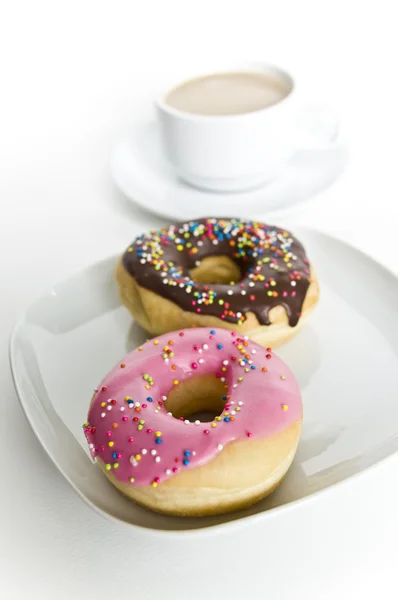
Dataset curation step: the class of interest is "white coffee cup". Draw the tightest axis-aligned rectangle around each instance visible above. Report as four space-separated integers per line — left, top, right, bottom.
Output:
156 63 339 193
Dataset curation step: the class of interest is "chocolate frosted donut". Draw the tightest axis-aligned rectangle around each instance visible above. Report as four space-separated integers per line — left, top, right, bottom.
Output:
116 218 319 347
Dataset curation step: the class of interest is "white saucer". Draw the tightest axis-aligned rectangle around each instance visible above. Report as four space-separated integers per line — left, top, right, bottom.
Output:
111 121 348 221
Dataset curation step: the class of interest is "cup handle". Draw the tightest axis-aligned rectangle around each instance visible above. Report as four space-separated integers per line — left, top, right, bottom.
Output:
294 106 340 151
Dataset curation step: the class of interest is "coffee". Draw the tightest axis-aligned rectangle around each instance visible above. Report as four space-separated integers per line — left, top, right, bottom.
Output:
165 71 291 116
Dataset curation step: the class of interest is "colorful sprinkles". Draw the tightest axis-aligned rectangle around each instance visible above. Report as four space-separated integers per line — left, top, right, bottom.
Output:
122 218 311 327
83 328 301 488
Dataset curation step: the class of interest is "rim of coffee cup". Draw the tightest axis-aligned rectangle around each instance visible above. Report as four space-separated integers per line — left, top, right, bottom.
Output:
155 62 295 121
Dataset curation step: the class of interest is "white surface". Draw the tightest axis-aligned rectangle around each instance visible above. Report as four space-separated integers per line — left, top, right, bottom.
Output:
155 62 339 191
111 121 346 219
1 1 398 598
11 231 398 534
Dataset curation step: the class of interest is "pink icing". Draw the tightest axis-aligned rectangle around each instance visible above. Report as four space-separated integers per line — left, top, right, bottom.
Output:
83 328 302 487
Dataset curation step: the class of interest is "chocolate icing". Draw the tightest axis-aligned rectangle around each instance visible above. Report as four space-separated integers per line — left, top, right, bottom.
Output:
122 218 311 327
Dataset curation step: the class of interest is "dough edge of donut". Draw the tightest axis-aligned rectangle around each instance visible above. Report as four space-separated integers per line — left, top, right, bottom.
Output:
115 259 319 348
96 420 302 517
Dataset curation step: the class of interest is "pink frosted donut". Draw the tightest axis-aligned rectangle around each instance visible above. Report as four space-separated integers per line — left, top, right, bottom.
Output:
83 327 302 517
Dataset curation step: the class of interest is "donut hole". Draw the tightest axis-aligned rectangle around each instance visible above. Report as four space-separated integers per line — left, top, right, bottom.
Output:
165 374 226 422
189 255 242 285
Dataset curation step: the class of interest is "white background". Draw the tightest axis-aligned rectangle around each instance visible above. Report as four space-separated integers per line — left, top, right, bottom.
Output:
1 1 398 598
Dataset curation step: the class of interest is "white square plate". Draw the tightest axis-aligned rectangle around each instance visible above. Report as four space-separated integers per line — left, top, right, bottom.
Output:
10 228 398 534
